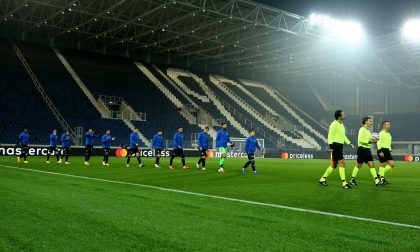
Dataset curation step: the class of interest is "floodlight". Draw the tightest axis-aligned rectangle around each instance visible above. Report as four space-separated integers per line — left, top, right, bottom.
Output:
402 20 420 42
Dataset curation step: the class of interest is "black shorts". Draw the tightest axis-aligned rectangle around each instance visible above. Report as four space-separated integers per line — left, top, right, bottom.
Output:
199 148 208 157
247 154 255 160
377 148 393 163
49 146 57 153
20 144 29 154
62 147 70 155
357 147 374 164
85 145 93 153
155 148 162 155
130 147 139 155
330 143 344 162
173 148 184 156
103 147 110 154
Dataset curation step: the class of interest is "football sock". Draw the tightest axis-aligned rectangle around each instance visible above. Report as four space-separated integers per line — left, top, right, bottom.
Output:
243 161 251 168
202 159 206 167
319 166 334 181
251 160 256 172
380 165 392 178
181 158 186 166
385 165 392 174
339 167 346 186
370 168 380 184
197 158 202 165
47 154 51 161
219 158 225 168
351 166 359 179
127 156 131 164
379 167 385 178
155 156 160 165
170 154 175 166
137 157 141 164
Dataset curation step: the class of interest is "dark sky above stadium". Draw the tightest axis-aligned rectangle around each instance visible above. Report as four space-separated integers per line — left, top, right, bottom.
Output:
255 0 420 36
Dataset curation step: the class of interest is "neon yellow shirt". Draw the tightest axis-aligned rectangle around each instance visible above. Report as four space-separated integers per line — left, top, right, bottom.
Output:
328 120 351 145
358 127 371 149
377 130 392 150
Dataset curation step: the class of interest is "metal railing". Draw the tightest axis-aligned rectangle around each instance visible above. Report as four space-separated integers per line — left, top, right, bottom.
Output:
270 87 329 132
12 42 77 142
98 95 146 121
216 97 281 145
212 77 299 134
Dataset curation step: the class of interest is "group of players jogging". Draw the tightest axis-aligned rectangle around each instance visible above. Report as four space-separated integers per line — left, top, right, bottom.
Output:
319 110 395 189
16 111 395 184
16 122 264 174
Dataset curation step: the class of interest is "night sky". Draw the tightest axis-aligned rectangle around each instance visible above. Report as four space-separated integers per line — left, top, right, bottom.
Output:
254 0 420 36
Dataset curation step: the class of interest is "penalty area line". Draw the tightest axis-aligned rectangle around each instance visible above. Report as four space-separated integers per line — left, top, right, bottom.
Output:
0 164 419 230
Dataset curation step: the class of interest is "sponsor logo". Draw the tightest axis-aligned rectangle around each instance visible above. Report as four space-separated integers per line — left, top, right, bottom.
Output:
343 154 358 160
207 150 214 158
281 152 313 159
115 148 128 157
208 150 252 158
115 148 170 157
214 151 248 158
404 155 417 162
0 147 50 156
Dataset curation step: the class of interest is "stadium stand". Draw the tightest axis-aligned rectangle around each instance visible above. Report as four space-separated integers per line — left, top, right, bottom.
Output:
0 40 61 144
16 42 131 147
60 50 201 148
241 81 328 147
4 40 417 150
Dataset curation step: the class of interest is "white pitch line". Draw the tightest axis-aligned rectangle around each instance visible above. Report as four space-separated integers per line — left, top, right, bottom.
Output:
1 164 419 230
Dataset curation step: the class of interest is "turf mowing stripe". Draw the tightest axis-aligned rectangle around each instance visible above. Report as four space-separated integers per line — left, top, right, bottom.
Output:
1 164 419 230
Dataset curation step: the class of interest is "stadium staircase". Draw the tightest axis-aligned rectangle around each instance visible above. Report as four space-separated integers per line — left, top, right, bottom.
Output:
239 80 327 148
166 68 248 138
152 66 217 137
12 43 77 142
267 85 328 134
54 49 151 147
204 75 290 149
0 41 62 144
60 51 200 147
209 75 317 149
17 43 133 147
135 63 204 138
54 49 110 119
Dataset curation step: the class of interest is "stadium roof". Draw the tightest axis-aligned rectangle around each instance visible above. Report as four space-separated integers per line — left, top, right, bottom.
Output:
1 0 420 88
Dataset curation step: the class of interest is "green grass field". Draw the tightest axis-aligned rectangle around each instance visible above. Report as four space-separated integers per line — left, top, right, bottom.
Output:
0 156 419 251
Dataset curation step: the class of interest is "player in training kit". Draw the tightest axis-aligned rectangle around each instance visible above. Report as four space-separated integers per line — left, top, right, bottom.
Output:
319 110 355 189
17 128 29 163
46 129 60 163
101 130 115 166
377 120 394 185
152 130 164 168
242 130 263 175
169 127 189 170
127 128 144 167
196 126 210 171
216 122 234 173
84 129 99 165
350 117 383 187
59 131 72 164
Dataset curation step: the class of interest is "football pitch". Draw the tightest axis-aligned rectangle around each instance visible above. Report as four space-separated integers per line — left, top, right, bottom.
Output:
0 156 419 251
